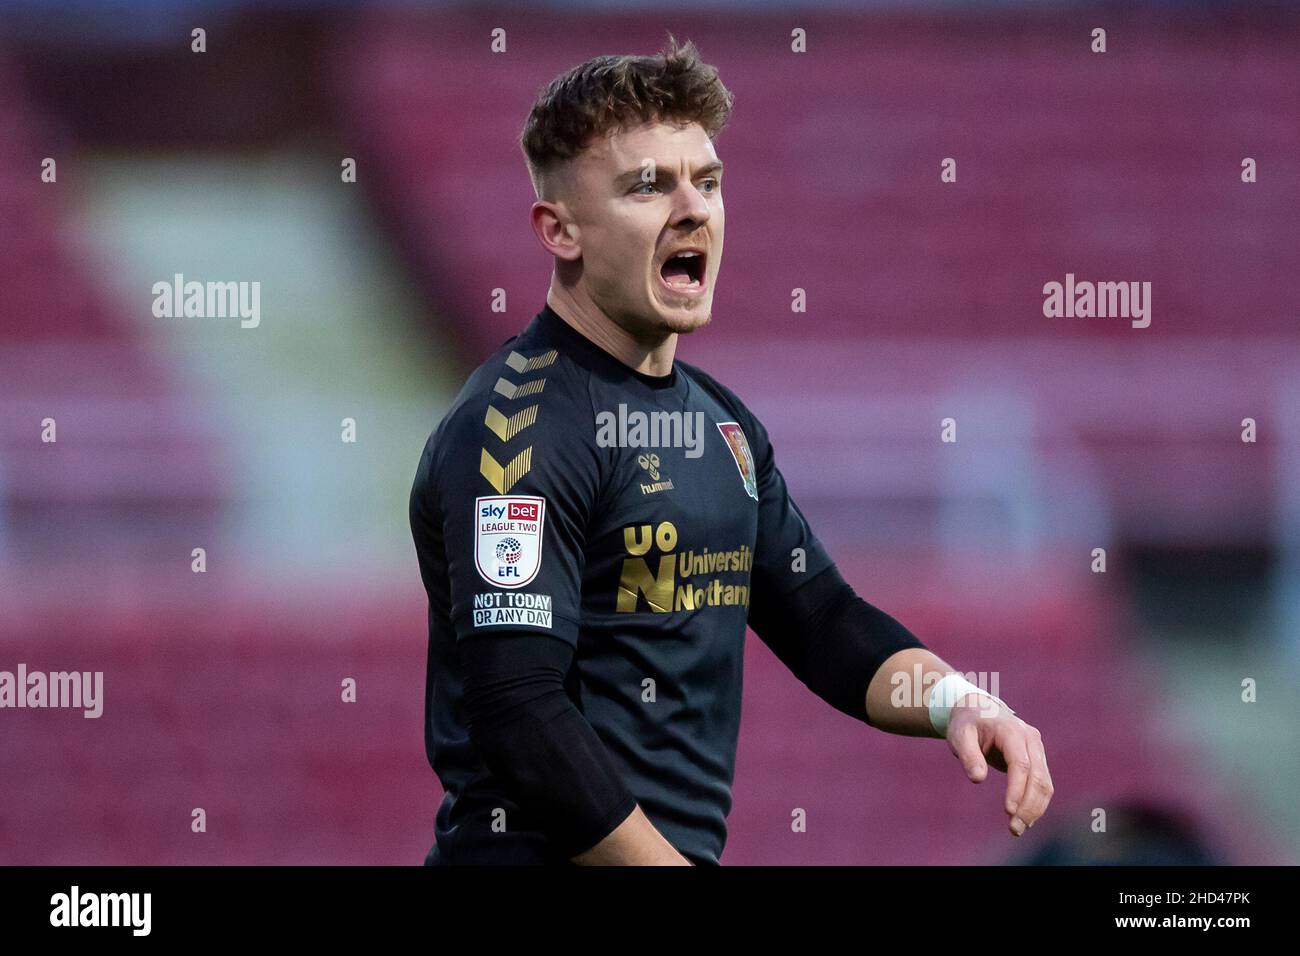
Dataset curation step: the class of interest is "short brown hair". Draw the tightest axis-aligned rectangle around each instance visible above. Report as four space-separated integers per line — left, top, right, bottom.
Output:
520 36 733 198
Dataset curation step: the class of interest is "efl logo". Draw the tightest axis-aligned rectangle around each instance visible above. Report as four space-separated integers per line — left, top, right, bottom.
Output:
475 495 545 588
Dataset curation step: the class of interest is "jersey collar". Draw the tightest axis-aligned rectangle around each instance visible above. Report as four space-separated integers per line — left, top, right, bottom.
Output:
536 304 680 391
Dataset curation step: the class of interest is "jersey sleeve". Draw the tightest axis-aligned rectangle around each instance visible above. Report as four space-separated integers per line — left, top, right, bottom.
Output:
430 382 602 648
415 373 642 857
458 629 639 858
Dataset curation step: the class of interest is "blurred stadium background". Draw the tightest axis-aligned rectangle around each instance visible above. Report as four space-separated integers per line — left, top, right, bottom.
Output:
1 0 1297 865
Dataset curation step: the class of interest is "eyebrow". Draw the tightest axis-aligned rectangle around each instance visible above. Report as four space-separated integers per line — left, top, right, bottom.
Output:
616 160 724 187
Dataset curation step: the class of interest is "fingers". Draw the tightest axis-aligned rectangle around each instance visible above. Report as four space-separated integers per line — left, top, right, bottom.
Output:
1002 729 1032 836
951 707 1055 838
1010 723 1054 833
949 719 988 783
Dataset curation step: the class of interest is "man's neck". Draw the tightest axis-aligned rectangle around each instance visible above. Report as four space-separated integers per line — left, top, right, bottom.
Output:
545 285 677 378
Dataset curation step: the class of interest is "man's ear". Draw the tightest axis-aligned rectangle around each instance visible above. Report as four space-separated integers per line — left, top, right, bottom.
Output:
530 200 582 262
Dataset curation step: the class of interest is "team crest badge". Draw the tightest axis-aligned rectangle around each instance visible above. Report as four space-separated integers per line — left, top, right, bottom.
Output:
716 422 759 501
475 495 545 587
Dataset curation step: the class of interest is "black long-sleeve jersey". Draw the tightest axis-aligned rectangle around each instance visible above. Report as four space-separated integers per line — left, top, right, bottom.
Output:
409 303 922 864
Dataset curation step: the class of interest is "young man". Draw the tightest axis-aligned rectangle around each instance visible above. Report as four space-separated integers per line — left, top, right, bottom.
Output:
409 39 1053 865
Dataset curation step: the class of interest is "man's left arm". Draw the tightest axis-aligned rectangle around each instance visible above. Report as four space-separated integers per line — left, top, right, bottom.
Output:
741 412 1054 838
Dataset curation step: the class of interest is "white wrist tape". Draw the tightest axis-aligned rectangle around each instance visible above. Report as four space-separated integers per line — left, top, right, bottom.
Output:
926 673 1015 736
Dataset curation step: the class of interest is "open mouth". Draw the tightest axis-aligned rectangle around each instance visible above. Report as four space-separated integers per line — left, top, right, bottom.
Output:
658 249 707 294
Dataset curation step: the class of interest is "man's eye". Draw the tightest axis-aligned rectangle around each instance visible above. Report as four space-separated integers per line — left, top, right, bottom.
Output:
634 181 660 195
699 178 719 193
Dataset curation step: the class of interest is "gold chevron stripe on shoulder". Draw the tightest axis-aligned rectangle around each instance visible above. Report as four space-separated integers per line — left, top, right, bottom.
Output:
484 404 539 442
480 446 533 494
505 349 558 374
494 376 546 400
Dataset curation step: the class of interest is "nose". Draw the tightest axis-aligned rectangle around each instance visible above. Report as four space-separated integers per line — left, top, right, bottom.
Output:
671 180 712 229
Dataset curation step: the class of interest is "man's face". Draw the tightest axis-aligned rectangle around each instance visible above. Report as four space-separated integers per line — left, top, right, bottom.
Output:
559 120 724 339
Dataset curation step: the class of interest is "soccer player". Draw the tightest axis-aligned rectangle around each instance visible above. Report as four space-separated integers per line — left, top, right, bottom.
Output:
409 39 1053 865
